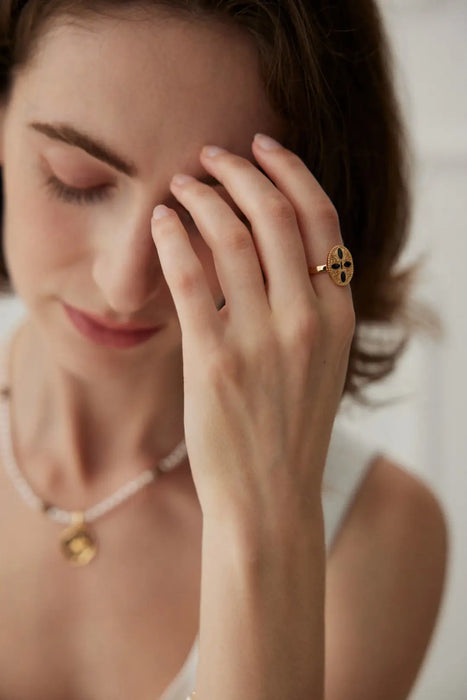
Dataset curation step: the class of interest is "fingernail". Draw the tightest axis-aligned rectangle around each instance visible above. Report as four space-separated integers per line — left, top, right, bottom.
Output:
202 145 227 158
254 133 281 151
153 205 173 220
171 173 197 187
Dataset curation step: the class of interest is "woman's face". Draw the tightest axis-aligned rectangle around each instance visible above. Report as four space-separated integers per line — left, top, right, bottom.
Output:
0 9 283 357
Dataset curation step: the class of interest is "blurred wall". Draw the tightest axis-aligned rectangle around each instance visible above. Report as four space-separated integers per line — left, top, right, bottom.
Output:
339 1 467 697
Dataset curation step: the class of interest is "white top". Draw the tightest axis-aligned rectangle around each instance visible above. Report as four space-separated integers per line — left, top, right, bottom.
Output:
0 319 384 700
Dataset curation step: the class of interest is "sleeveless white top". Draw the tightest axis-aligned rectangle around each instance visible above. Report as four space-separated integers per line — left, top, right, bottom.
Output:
0 319 384 700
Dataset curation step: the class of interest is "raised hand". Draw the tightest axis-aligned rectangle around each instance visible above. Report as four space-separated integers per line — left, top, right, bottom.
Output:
151 133 355 526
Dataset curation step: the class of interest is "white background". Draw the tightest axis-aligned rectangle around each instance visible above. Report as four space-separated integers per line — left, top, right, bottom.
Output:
0 0 466 697
340 1 467 697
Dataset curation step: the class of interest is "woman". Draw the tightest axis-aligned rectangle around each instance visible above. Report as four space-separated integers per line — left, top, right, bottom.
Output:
0 1 448 698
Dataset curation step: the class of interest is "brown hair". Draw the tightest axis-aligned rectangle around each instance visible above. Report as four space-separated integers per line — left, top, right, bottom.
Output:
0 0 441 406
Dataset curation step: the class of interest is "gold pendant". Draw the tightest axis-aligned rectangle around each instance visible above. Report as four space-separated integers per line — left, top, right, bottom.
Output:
60 511 97 566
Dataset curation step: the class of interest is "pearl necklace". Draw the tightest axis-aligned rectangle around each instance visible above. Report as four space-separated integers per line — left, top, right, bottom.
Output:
0 322 187 566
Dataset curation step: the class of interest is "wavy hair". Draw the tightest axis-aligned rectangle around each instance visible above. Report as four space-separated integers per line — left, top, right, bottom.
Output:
0 0 441 406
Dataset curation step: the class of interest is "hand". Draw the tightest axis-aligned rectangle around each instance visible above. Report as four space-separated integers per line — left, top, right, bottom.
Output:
150 134 355 526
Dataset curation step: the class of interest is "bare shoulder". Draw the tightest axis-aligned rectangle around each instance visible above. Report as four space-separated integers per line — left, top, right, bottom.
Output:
347 453 448 544
324 454 449 700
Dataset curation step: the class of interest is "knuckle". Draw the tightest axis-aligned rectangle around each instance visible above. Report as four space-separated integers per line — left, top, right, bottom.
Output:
172 264 203 295
326 302 356 341
286 308 321 348
264 193 295 222
222 226 252 253
347 305 357 335
316 200 340 228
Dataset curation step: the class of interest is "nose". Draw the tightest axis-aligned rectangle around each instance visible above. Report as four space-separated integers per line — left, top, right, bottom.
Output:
92 210 165 316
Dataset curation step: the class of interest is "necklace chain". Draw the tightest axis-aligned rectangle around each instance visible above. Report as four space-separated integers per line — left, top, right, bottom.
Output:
0 321 187 526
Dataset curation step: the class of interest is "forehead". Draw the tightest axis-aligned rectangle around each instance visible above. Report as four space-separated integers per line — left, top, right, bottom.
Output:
11 11 284 174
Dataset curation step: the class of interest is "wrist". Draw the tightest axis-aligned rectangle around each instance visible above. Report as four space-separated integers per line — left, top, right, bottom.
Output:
201 498 325 577
203 488 323 542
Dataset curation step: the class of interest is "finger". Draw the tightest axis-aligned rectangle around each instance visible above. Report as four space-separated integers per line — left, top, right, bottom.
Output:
198 146 318 319
169 174 270 326
151 205 221 351
251 134 353 307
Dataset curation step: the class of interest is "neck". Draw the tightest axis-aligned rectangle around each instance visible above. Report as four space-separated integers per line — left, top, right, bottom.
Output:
9 317 189 504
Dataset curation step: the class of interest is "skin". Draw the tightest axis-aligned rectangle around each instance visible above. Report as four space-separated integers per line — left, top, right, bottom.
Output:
0 12 357 695
0 9 288 506
0 2 355 514
0 10 447 699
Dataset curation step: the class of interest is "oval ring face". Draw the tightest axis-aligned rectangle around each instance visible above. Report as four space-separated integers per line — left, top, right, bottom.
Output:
326 245 354 286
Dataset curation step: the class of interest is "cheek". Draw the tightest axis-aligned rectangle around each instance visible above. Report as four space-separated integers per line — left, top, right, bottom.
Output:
3 189 86 299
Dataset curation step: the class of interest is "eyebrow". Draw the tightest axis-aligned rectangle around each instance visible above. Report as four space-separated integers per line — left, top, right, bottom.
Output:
28 120 221 187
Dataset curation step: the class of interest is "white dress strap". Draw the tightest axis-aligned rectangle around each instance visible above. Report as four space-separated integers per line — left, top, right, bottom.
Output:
322 419 385 552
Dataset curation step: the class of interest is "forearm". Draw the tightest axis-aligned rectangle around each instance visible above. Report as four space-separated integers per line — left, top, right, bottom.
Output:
195 500 326 700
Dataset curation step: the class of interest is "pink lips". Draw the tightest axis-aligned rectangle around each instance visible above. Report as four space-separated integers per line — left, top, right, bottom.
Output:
74 306 157 332
63 303 161 348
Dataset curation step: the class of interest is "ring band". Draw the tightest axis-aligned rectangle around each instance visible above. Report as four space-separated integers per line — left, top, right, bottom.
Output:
308 244 354 286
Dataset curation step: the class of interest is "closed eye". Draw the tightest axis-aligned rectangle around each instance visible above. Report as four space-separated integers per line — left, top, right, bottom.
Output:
44 175 196 224
45 175 112 205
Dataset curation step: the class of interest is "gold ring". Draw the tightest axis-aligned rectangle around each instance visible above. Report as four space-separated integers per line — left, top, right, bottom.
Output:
308 245 354 286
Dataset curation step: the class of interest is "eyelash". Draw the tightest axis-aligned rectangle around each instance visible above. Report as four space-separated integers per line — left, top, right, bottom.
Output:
45 175 196 224
45 175 111 205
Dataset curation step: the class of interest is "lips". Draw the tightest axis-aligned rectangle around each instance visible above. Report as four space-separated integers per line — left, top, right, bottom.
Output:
62 302 162 349
63 303 158 332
